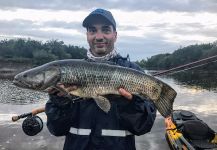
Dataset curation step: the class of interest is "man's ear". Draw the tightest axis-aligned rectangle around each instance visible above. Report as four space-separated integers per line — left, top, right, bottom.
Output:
114 31 117 41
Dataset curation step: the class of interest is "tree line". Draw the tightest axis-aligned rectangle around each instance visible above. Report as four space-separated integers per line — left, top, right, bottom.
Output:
1 38 217 70
0 38 87 65
136 42 217 70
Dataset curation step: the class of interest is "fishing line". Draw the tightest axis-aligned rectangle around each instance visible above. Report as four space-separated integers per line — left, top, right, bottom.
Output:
153 55 217 76
160 59 217 76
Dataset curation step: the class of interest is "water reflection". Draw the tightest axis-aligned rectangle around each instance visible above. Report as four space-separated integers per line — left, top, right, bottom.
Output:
168 70 217 92
159 76 217 115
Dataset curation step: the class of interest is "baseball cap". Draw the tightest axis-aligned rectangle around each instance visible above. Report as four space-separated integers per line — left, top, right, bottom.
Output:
182 120 217 149
82 8 116 30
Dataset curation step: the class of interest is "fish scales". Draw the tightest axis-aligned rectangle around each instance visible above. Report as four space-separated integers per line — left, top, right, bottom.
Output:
13 59 177 117
59 61 170 112
62 62 139 96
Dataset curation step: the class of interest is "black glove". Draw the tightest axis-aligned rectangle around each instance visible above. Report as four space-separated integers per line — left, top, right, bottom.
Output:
49 94 72 108
48 88 73 108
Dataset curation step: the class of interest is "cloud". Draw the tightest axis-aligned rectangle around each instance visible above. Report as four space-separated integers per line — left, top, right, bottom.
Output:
0 19 86 47
0 1 217 61
42 21 81 30
117 35 179 60
0 0 217 12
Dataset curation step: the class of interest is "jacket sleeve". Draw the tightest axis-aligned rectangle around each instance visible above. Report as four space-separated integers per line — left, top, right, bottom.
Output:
119 95 156 136
45 94 74 136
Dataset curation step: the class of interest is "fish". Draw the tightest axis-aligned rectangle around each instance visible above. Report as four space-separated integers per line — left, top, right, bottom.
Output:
13 59 177 117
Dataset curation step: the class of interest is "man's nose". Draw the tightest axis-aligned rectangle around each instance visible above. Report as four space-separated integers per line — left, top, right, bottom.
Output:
95 31 104 40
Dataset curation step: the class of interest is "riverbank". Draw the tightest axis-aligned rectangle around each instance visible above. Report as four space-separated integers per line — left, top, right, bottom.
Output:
0 59 33 79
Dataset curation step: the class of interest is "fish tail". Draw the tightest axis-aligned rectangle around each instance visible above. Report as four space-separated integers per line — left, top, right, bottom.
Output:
154 84 177 118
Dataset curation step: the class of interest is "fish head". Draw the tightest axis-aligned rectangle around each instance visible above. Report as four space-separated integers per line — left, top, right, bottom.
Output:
13 64 61 91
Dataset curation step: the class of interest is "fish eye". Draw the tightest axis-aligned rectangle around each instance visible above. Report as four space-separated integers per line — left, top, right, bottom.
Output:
23 74 27 78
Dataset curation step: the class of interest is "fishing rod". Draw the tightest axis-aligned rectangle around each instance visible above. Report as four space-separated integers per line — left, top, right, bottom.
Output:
11 97 83 136
11 94 83 122
11 107 45 136
152 55 217 76
12 107 45 122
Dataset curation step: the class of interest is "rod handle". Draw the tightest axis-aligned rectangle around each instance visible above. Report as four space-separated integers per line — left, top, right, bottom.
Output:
12 107 45 122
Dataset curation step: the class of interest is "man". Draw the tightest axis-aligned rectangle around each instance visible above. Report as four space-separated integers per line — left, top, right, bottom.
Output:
45 8 156 150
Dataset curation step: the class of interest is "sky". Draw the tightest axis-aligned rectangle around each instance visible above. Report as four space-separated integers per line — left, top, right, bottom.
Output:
0 0 217 61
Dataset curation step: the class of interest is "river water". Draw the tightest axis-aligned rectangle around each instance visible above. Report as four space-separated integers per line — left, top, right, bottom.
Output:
0 73 216 150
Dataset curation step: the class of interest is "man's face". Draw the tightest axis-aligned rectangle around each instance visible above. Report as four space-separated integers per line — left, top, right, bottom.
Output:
86 24 117 57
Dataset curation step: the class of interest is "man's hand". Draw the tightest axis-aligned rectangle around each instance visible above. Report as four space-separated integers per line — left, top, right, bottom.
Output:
48 83 78 97
118 88 133 101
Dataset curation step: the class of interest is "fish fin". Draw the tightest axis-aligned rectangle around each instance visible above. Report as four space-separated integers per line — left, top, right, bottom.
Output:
94 96 111 113
52 86 84 100
154 84 177 118
68 88 83 97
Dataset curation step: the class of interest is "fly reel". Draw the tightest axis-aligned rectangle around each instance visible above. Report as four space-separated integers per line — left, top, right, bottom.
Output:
22 115 43 136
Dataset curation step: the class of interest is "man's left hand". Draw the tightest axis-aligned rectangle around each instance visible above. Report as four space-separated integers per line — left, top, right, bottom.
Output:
118 88 133 101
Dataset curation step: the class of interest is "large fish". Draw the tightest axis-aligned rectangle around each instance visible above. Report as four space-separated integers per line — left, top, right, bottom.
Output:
13 59 177 117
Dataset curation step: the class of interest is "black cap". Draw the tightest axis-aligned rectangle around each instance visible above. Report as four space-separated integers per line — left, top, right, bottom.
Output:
82 8 116 30
182 120 217 149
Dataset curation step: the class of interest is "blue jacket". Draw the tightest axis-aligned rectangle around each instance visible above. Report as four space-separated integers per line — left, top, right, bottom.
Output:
45 55 156 150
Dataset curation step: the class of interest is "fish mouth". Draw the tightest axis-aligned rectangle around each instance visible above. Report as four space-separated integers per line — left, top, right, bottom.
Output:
13 74 35 89
13 78 31 89
13 79 45 91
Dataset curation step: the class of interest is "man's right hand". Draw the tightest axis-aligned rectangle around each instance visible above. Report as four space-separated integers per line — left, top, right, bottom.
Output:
48 83 79 107
48 83 78 97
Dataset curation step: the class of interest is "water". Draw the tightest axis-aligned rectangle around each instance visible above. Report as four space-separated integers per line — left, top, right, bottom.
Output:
0 75 217 150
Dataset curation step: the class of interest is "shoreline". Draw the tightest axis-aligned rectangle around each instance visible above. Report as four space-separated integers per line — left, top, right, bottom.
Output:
0 59 33 79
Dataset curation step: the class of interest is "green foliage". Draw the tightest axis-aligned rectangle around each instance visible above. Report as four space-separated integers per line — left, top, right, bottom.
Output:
32 49 58 65
137 42 217 70
0 38 87 65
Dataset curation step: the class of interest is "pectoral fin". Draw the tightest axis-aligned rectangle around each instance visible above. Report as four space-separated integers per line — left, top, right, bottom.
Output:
53 85 83 97
68 88 83 97
94 96 111 113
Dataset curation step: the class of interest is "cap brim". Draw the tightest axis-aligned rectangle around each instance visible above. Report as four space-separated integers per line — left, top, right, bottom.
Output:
190 139 217 149
83 14 113 28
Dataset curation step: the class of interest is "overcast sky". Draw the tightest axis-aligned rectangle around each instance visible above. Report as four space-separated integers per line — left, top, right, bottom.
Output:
0 0 217 61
